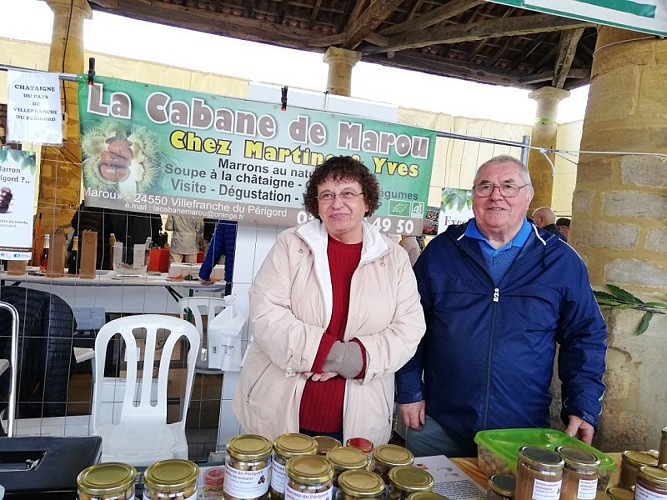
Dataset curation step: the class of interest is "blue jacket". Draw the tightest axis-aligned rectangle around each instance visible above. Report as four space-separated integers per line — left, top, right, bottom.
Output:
199 220 237 283
395 220 606 445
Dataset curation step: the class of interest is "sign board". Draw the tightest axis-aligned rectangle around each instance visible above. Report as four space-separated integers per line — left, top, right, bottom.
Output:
78 76 435 235
487 0 667 36
439 187 473 234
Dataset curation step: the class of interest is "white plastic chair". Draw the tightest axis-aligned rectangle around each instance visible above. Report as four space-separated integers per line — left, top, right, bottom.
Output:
91 314 200 466
178 296 229 373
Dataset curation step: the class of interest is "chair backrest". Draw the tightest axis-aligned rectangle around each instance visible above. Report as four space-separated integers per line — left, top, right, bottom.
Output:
178 297 228 370
91 314 200 430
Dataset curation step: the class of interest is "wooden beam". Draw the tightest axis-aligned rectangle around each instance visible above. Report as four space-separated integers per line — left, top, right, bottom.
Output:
308 0 324 29
553 28 585 88
343 0 405 50
520 68 588 85
344 0 370 32
380 0 485 36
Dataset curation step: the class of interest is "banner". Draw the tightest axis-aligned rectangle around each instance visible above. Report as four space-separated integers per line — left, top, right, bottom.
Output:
486 0 667 36
0 148 37 260
7 70 63 145
439 187 473 234
78 76 435 235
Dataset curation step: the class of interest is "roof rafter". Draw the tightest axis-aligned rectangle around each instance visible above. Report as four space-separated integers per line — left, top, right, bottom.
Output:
343 0 406 50
380 0 486 36
553 28 585 88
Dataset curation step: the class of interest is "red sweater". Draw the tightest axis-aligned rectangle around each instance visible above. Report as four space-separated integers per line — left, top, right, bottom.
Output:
299 237 366 433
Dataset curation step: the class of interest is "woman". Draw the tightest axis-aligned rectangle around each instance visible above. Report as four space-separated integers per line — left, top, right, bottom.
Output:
233 156 426 444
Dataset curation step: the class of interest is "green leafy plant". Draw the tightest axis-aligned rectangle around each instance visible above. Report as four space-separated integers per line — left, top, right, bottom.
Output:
594 284 667 335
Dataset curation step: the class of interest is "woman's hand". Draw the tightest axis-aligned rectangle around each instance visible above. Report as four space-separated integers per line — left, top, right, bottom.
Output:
302 371 338 382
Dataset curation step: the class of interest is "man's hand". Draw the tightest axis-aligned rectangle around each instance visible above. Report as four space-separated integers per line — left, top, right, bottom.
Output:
302 371 338 382
565 415 595 444
199 278 213 285
399 401 425 430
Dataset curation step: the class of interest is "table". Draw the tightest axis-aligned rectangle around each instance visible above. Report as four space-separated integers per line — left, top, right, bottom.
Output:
0 270 226 314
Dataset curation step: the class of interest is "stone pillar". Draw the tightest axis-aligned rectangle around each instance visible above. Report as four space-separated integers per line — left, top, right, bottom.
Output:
526 86 570 211
323 47 361 97
571 27 667 451
39 0 91 234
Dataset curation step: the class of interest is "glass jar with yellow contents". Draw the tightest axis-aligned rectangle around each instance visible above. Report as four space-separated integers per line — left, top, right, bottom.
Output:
224 434 273 500
142 459 198 500
77 462 137 500
285 455 334 500
337 470 386 500
387 466 434 500
371 444 414 486
271 433 318 500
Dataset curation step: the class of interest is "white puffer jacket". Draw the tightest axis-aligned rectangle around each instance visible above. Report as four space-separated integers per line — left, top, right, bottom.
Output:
233 219 426 444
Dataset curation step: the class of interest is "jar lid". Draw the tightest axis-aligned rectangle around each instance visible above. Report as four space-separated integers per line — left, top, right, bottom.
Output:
488 474 515 497
314 435 342 455
143 459 199 492
388 466 434 492
518 446 564 472
649 450 659 460
327 446 369 470
286 455 334 484
638 465 667 486
622 450 658 468
407 493 448 500
347 437 374 453
337 470 385 497
606 487 634 500
372 444 415 467
274 433 318 458
77 462 137 496
556 446 600 471
227 434 273 461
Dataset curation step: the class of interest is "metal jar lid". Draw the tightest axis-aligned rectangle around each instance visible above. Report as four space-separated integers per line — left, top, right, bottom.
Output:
337 470 386 498
274 433 318 458
388 466 434 492
488 473 516 497
143 459 199 492
286 455 334 485
606 487 634 500
372 444 415 468
77 462 137 496
227 434 273 461
518 446 564 472
347 437 374 454
327 447 369 471
314 435 342 455
622 451 658 468
638 465 667 486
407 493 448 500
556 445 600 472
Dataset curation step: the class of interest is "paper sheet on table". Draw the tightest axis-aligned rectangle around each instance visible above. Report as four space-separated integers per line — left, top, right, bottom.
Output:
414 455 486 500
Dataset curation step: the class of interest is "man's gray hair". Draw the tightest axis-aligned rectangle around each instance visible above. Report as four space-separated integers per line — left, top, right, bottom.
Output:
474 155 532 185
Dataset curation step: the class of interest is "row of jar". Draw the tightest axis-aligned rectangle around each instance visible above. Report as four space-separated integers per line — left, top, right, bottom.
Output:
225 433 447 500
617 449 667 494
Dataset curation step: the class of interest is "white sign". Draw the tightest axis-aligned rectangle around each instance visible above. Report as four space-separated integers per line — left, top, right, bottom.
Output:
7 70 63 145
439 187 473 234
487 0 667 37
0 149 38 260
414 455 485 500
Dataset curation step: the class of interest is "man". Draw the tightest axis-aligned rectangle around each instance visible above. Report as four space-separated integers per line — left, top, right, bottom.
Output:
396 155 606 457
533 207 567 241
556 217 571 241
199 219 237 295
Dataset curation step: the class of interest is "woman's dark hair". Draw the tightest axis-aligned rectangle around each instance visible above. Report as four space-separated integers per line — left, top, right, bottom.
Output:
303 156 380 219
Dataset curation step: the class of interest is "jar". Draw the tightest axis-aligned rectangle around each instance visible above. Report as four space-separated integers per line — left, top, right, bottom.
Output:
77 462 137 500
513 446 564 500
224 434 273 500
605 487 634 500
371 444 414 485
337 470 386 500
387 466 434 500
635 466 667 500
659 428 667 467
271 433 318 500
487 473 515 500
407 493 447 500
618 451 657 490
143 459 198 500
285 455 334 500
315 435 342 456
347 438 374 456
328 446 370 494
557 445 600 500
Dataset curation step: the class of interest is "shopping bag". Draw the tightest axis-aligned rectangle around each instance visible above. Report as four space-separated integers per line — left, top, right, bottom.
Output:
207 296 247 371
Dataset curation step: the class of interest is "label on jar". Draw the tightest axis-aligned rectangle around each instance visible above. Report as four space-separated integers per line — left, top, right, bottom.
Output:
144 492 195 500
635 483 667 500
577 478 598 500
271 459 287 494
284 483 333 500
223 462 271 498
532 479 562 500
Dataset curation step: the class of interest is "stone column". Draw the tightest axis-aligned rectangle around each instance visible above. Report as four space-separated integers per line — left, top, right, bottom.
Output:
323 47 361 97
526 86 570 211
571 27 667 451
39 0 91 234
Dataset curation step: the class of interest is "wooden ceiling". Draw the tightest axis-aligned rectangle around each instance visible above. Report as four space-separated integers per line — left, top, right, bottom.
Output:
88 0 599 91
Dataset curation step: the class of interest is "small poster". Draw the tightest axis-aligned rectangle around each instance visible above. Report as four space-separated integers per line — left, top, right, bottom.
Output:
439 187 473 233
0 148 37 260
7 70 63 145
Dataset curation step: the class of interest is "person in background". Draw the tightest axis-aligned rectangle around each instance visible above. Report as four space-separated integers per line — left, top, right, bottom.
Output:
199 219 237 296
165 214 204 263
399 234 422 266
556 217 571 242
532 206 566 241
68 202 111 270
202 218 217 251
233 155 425 444
106 209 162 265
396 155 606 457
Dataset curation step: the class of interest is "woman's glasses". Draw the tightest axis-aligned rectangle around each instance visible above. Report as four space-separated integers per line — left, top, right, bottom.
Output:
317 190 364 203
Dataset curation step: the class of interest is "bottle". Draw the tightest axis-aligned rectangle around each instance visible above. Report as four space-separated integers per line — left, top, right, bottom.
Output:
68 235 79 274
144 237 152 267
40 233 50 271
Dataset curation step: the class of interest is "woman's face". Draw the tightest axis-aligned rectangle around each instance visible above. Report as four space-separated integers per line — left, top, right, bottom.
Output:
317 177 369 243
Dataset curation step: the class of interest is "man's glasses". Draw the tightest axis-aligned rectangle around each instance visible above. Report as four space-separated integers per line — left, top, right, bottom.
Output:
473 182 530 198
317 190 364 203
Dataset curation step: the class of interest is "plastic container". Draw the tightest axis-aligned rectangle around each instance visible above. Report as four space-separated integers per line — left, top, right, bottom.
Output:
474 428 616 489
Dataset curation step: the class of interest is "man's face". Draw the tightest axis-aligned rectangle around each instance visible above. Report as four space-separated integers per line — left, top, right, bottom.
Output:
472 161 534 237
